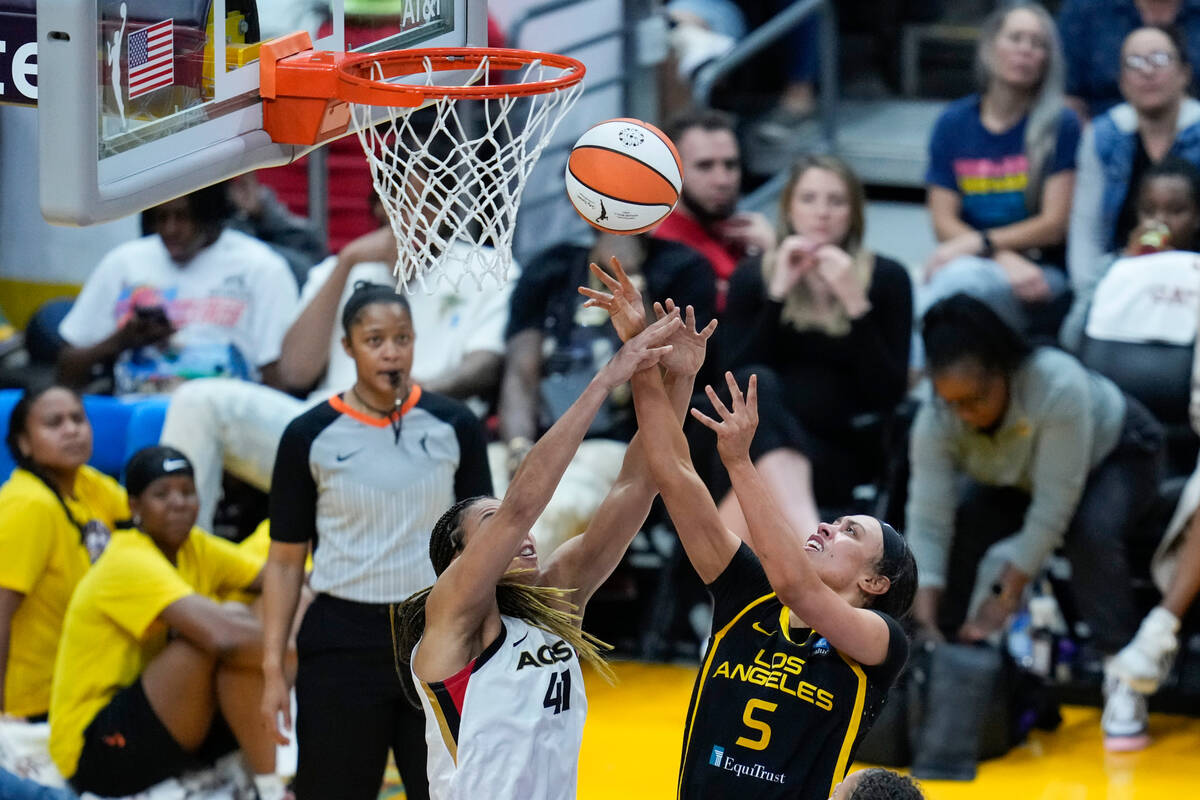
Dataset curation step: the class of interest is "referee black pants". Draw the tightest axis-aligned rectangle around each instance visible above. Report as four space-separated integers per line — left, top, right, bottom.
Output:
293 594 429 800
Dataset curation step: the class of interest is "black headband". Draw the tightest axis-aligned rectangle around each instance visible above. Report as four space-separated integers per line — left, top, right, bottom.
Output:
880 521 905 568
125 445 194 497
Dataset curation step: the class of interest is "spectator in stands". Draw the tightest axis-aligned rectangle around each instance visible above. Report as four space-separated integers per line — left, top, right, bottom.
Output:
923 3 1079 337
225 173 326 289
499 231 715 552
1061 156 1200 351
1059 0 1200 119
654 108 775 309
56 185 299 395
160 192 513 531
49 447 288 800
907 295 1164 749
0 386 127 721
260 283 491 800
716 155 911 538
1109 282 1200 746
664 0 819 125
1069 25 1200 316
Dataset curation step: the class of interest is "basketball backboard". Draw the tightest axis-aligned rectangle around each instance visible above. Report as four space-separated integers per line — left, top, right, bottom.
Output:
35 0 485 226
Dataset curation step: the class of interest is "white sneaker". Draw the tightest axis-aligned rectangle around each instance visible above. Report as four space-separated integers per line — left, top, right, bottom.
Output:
1110 607 1180 694
1102 672 1151 752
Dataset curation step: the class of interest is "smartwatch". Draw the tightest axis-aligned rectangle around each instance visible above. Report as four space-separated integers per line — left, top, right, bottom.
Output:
979 229 995 258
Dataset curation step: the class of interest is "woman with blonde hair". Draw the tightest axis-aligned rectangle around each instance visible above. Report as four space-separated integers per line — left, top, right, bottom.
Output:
717 154 912 537
923 2 1079 332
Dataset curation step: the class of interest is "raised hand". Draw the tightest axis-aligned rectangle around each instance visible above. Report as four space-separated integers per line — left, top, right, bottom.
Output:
768 235 818 300
690 372 759 465
813 244 871 318
598 311 681 389
652 299 718 377
578 256 647 342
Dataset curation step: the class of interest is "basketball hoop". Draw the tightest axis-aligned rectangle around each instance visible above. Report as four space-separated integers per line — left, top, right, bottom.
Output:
261 35 586 292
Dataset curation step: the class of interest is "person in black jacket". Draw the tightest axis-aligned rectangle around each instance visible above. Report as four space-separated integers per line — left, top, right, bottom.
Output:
717 155 912 537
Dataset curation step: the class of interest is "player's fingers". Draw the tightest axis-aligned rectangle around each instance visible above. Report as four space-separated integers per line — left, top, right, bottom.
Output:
725 371 745 409
700 318 719 340
589 261 622 291
746 374 758 415
578 286 613 303
653 301 666 320
690 407 722 432
704 384 733 419
684 304 697 332
610 256 635 290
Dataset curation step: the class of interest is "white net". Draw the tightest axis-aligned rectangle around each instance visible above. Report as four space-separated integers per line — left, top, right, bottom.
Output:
349 55 584 293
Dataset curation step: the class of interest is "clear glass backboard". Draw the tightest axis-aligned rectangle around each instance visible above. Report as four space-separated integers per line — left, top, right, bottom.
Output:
36 0 485 225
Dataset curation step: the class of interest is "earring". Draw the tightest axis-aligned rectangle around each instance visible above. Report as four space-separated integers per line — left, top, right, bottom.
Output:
132 514 142 528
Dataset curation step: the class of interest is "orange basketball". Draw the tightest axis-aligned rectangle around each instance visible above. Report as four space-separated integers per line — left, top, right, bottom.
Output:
564 118 684 234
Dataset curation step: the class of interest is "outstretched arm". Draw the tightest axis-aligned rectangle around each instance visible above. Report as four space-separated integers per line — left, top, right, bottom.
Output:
543 301 717 609
582 259 742 585
423 314 681 637
695 373 891 665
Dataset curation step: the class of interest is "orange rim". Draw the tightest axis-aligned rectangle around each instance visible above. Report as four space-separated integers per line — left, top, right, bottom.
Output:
336 47 587 107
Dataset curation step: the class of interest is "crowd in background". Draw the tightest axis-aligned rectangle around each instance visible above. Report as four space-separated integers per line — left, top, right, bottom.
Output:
5 0 1200 796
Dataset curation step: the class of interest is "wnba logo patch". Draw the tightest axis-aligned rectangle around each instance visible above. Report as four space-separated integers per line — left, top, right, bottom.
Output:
709 745 725 766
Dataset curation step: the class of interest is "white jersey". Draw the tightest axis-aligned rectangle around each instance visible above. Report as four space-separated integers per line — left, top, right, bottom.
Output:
414 615 587 800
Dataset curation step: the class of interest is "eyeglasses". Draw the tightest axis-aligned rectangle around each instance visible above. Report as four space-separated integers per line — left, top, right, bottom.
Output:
1123 51 1177 73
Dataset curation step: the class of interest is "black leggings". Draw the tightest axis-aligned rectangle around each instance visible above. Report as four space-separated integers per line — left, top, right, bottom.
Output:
293 594 429 800
940 397 1165 652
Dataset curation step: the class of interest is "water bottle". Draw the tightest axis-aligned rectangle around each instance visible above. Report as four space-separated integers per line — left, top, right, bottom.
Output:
1008 609 1034 669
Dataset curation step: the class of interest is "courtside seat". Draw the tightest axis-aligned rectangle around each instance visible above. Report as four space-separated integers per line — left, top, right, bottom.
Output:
0 391 168 482
1079 338 1198 476
121 396 170 469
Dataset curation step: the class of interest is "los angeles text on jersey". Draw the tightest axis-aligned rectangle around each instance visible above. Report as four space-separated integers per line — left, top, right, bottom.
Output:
708 745 787 784
709 648 835 711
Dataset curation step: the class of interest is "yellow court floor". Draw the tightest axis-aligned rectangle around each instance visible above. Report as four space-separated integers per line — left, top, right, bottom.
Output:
578 661 1200 800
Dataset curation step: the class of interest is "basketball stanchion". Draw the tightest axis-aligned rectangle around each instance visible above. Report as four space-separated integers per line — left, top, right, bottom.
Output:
260 34 586 293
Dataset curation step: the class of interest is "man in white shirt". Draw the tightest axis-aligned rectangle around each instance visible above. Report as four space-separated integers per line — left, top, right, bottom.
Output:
57 185 299 394
159 195 516 530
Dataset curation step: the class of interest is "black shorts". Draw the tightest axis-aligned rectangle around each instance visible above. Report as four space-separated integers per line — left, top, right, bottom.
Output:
69 678 237 797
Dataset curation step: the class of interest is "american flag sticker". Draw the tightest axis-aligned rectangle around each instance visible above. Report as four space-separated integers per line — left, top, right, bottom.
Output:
127 19 174 99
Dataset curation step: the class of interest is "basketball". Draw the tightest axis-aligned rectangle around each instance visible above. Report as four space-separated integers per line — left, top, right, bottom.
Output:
564 118 684 234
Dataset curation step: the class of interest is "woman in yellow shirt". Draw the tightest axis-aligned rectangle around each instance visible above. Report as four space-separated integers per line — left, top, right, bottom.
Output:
48 447 289 800
0 385 127 720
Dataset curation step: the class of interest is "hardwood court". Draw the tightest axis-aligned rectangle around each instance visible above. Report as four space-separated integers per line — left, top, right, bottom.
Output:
381 660 1200 799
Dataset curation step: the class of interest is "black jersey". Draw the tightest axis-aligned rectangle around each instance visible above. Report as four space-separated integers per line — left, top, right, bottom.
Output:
678 544 908 800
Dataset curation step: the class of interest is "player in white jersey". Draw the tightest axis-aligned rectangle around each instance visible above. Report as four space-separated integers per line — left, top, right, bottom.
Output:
394 271 717 800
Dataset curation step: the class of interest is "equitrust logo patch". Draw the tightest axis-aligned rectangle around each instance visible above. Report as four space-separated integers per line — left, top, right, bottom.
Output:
707 745 787 784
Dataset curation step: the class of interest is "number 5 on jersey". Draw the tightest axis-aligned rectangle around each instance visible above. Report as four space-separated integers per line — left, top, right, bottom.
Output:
544 669 572 714
737 699 778 750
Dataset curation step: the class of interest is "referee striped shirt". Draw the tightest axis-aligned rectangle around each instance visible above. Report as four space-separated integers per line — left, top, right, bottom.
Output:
269 386 492 603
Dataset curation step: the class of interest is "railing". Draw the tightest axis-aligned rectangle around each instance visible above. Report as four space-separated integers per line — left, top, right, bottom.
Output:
692 0 839 153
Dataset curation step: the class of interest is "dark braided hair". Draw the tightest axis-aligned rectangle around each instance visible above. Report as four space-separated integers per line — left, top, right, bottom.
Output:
341 281 412 338
847 768 924 800
5 384 92 537
393 496 614 705
922 293 1032 378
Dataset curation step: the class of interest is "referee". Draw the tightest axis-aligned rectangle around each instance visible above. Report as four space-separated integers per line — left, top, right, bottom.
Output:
260 283 491 800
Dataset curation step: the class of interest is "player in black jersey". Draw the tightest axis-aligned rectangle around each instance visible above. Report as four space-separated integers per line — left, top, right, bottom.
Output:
582 261 917 800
